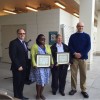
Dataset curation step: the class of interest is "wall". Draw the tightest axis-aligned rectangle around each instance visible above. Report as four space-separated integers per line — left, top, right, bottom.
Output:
0 12 38 54
37 9 79 45
93 26 97 53
96 11 100 52
59 9 79 44
60 9 79 30
0 9 60 58
0 8 79 59
37 9 59 43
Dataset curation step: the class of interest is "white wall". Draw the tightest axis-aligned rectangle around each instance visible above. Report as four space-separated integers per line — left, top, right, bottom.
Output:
96 11 100 52
60 9 79 30
0 8 79 58
37 9 59 43
59 9 79 44
0 9 60 57
0 12 37 57
37 9 79 45
93 26 97 53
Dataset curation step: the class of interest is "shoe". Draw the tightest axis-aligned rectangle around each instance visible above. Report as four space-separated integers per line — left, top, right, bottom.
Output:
52 91 56 95
59 91 65 96
36 95 41 100
14 97 21 100
22 96 29 100
40 95 46 100
69 90 77 95
81 92 89 98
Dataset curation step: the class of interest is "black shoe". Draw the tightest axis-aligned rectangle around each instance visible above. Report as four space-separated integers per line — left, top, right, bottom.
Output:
52 91 56 95
81 92 89 98
22 96 29 100
69 90 77 95
40 95 46 100
59 91 65 96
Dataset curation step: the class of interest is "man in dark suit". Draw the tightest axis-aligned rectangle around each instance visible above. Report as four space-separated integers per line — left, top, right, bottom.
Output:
9 28 29 100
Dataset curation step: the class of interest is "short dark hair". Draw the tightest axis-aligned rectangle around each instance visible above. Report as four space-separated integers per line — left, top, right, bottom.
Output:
36 34 45 45
17 28 26 33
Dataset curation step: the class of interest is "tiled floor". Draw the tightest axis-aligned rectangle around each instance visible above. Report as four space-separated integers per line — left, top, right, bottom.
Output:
0 56 100 100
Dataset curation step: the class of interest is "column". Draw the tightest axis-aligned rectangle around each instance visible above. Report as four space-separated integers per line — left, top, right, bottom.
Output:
79 0 95 70
96 11 100 54
0 26 2 61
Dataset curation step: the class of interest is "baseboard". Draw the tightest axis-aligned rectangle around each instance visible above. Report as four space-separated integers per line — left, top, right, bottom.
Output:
87 63 90 70
93 52 100 56
86 62 93 70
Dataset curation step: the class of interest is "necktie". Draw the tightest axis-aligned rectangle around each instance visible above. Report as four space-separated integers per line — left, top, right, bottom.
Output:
22 41 27 51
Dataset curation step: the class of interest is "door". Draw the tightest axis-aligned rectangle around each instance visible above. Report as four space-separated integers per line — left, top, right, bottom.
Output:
1 24 26 63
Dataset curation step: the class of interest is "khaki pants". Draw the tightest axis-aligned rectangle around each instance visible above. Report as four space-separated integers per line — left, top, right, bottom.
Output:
70 58 87 92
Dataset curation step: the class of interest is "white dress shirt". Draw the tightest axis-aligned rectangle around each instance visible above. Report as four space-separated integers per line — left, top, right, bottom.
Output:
56 43 64 52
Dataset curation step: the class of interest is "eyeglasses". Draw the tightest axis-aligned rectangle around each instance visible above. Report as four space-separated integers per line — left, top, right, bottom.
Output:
77 25 84 27
18 33 26 35
40 38 45 40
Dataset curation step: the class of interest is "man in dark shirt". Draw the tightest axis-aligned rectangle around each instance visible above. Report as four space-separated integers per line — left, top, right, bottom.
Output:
68 22 91 98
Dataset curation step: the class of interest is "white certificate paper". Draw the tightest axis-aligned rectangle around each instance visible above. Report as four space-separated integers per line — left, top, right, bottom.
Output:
37 54 51 67
57 52 69 64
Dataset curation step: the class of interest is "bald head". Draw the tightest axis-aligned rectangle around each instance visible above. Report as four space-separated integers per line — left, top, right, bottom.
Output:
76 22 84 32
77 22 84 27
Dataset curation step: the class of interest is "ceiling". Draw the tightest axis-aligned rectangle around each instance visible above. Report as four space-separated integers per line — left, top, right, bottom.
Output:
0 0 79 16
0 0 99 25
74 0 100 26
74 0 100 17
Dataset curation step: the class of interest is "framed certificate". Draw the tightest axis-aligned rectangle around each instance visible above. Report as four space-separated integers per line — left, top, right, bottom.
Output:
57 52 69 64
36 54 51 67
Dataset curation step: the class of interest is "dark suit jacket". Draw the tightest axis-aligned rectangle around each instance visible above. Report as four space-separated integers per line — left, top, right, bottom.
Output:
9 38 28 71
51 43 71 65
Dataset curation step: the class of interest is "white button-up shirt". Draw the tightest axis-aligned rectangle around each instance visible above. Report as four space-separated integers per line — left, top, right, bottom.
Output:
56 43 64 52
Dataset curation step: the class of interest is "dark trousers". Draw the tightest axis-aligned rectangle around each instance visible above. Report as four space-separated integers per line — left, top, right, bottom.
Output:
12 70 26 99
51 65 68 92
25 59 31 81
